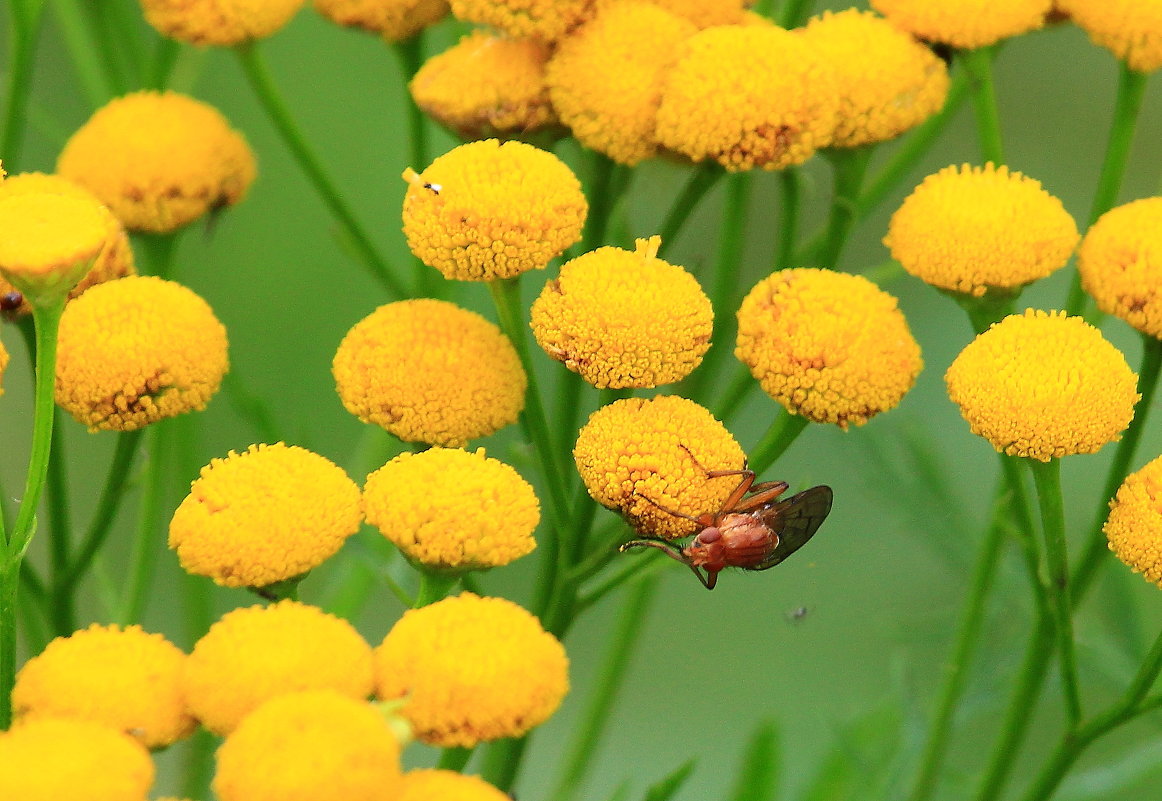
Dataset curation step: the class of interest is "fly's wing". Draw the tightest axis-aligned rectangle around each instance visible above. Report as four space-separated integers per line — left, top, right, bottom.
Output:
752 485 833 571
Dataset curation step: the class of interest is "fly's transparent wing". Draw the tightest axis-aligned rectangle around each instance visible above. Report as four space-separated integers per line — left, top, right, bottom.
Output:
752 485 833 571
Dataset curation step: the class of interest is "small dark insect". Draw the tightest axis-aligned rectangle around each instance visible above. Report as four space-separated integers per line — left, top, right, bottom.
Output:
0 291 23 312
620 459 832 590
785 605 811 624
423 181 442 195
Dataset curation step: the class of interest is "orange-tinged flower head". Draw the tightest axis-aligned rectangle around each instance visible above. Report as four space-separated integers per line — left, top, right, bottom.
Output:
374 593 568 747
333 299 526 446
449 0 593 42
402 140 586 280
314 0 448 40
800 9 950 148
12 624 194 749
410 31 556 140
169 443 362 589
945 310 1138 461
0 337 8 396
0 173 135 317
1106 455 1162 586
398 770 512 801
0 717 154 801
656 24 839 171
598 0 747 28
213 690 402 801
885 164 1079 297
546 2 696 165
55 276 228 431
1078 197 1162 339
183 601 374 735
363 447 539 571
141 0 305 45
870 0 1050 48
57 91 255 233
530 235 712 388
573 395 745 539
1056 0 1162 72
736 269 922 428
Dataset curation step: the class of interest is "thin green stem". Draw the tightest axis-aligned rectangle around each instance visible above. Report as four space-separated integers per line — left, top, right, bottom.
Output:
45 418 74 634
414 570 457 607
133 231 183 279
955 290 1017 336
2 0 45 171
481 736 529 794
713 365 756 422
149 37 182 90
438 746 474 772
959 46 1005 165
48 0 118 105
774 168 802 270
116 425 166 625
658 162 724 253
777 0 815 27
748 410 809 475
234 42 408 299
815 146 874 269
393 34 437 298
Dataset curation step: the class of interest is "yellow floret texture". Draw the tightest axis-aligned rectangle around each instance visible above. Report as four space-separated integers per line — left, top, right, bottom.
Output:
140 0 305 45
374 593 568 747
55 275 229 431
1058 0 1162 72
57 91 255 233
547 2 696 165
398 770 512 801
182 600 375 735
870 0 1049 49
1106 455 1162 586
13 624 195 748
884 164 1079 297
573 395 745 539
332 298 526 446
169 443 362 588
315 0 449 41
363 447 539 570
449 0 593 41
402 140 587 280
0 337 8 395
655 24 839 171
1078 197 1162 339
600 0 747 28
736 269 923 428
945 310 1139 461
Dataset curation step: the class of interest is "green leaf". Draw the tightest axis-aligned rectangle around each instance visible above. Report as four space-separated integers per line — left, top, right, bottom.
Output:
726 720 781 801
643 759 697 801
1058 732 1162 800
800 703 905 801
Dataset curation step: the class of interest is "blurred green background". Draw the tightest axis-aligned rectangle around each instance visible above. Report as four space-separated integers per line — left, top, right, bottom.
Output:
4 1 1162 799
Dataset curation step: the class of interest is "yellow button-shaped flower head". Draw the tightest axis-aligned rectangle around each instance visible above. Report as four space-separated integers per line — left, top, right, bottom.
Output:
410 31 555 140
183 600 374 735
1078 197 1162 338
0 337 8 396
614 0 747 27
449 0 592 42
398 770 511 801
870 0 1049 49
12 624 195 749
1057 0 1162 72
531 236 712 388
736 269 923 429
800 9 950 148
573 395 745 539
656 24 839 172
55 276 228 431
169 444 362 589
363 447 539 571
945 310 1138 461
0 173 135 316
58 91 256 233
884 164 1079 297
141 0 305 45
402 140 587 281
374 593 568 747
315 0 448 41
0 718 154 801
1106 455 1162 586
213 690 402 801
547 2 696 165
333 299 526 446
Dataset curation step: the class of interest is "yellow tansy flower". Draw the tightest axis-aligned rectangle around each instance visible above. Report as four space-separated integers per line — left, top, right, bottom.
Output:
140 0 305 45
0 717 154 801
398 770 511 801
547 2 696 165
601 0 747 28
332 299 526 446
0 173 135 316
183 600 374 735
449 0 592 42
363 447 539 571
1078 197 1162 339
945 310 1138 461
800 9 950 148
736 269 922 429
884 163 1079 297
402 139 587 281
55 276 228 431
573 395 745 539
530 236 712 388
57 91 256 233
0 336 8 396
169 444 362 589
374 593 568 747
1106 455 1162 586
1057 0 1162 72
870 0 1049 49
315 0 448 40
12 624 194 749
410 31 556 140
213 690 402 801
655 24 839 171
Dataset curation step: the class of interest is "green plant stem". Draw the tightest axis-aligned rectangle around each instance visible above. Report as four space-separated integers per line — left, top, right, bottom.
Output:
581 152 623 250
45 419 74 634
2 0 45 171
414 571 457 607
134 231 182 279
777 0 815 27
235 42 408 300
815 146 874 269
714 365 756 421
955 290 1017 335
393 34 437 298
116 425 167 624
748 410 809 475
438 746 474 772
149 37 181 89
960 46 1005 165
774 168 803 270
658 162 724 253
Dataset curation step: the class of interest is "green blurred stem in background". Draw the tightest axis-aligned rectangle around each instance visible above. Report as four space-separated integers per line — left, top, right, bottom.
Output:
960 46 1005 166
1 0 45 171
